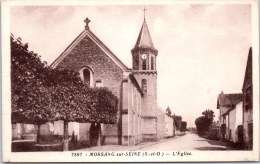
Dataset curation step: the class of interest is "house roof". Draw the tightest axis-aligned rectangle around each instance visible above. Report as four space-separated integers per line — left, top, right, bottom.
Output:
242 47 252 90
131 20 157 52
217 93 243 109
50 20 129 71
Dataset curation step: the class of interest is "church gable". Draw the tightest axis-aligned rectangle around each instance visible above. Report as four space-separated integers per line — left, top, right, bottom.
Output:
54 33 117 71
51 30 128 71
50 28 127 98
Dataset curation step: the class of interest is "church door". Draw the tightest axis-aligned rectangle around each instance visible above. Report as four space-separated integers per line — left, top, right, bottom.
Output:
89 123 101 146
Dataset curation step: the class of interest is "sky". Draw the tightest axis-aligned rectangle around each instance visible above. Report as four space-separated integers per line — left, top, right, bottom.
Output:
10 4 252 127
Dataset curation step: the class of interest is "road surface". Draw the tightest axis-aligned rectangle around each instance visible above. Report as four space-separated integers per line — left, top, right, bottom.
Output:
136 132 229 151
77 132 231 151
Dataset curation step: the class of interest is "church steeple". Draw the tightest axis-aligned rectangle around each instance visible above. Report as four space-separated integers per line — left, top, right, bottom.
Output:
131 18 158 71
132 20 157 53
131 12 158 122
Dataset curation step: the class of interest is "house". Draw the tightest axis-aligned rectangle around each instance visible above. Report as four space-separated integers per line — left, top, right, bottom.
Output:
229 101 243 143
165 113 175 137
156 107 175 139
22 16 163 146
217 92 243 142
242 47 253 150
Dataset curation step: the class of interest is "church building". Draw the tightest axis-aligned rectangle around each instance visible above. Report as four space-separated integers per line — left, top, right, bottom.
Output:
48 16 162 146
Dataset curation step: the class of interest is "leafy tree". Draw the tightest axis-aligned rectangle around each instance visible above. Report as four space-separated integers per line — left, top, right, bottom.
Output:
174 115 182 131
195 109 215 135
11 35 118 151
11 34 51 125
202 109 215 122
180 121 187 132
47 85 118 150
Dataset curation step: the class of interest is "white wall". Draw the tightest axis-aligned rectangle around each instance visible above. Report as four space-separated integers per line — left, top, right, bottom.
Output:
234 102 243 142
229 102 243 143
165 115 174 137
40 121 80 139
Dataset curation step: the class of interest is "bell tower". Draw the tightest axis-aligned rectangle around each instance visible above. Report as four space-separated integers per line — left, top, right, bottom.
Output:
131 15 158 140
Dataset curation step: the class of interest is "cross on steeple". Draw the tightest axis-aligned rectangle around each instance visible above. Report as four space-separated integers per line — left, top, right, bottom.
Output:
84 17 91 29
143 6 147 21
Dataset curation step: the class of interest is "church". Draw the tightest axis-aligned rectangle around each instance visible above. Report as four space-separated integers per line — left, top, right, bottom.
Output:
35 15 173 146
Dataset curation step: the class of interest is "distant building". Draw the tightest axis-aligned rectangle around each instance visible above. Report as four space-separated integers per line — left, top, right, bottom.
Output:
157 107 175 139
242 47 253 150
217 92 243 141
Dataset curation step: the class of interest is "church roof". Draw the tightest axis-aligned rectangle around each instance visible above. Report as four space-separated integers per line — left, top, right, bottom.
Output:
242 47 252 90
132 20 157 52
50 18 129 71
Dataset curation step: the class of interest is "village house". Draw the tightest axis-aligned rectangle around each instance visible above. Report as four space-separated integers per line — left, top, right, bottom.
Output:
242 47 253 150
157 107 175 139
216 47 253 149
229 101 243 144
12 16 176 147
217 92 243 142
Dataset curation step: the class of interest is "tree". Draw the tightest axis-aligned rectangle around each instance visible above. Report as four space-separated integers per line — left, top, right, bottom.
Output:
11 35 119 151
202 109 215 122
11 34 52 143
174 115 182 131
195 109 215 135
180 121 187 132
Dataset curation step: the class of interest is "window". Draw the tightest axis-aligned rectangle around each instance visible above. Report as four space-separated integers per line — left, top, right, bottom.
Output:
95 80 103 88
141 79 147 91
151 56 154 70
79 66 94 87
142 59 146 70
133 55 139 70
83 69 90 86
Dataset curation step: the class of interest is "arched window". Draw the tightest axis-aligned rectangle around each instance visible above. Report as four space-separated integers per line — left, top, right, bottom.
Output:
141 79 147 91
83 69 91 86
151 56 154 70
79 66 94 87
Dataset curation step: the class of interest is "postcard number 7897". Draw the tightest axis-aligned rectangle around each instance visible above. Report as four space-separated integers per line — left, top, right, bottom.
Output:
72 153 82 157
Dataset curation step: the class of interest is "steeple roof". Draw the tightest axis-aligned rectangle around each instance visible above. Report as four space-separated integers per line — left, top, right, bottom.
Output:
132 20 157 52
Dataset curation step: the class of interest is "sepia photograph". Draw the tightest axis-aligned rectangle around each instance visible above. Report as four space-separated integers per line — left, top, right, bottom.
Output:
2 0 259 162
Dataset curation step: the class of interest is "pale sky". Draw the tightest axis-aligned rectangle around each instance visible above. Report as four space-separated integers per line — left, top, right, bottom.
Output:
10 4 252 127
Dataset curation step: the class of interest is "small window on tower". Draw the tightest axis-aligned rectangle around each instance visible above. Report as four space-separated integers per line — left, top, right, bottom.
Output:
141 53 147 70
134 55 139 70
142 60 146 70
141 79 147 91
151 56 154 70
